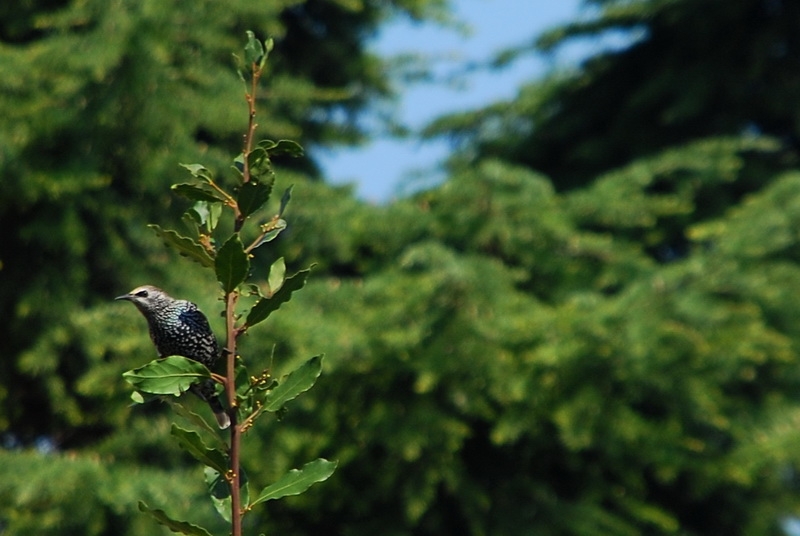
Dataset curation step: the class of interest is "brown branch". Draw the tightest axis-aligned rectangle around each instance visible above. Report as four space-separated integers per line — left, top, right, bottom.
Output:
241 65 261 186
210 372 227 385
206 177 238 207
235 66 262 235
224 290 243 536
225 49 268 535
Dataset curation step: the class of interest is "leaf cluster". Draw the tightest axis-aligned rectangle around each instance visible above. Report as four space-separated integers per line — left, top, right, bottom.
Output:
114 32 334 535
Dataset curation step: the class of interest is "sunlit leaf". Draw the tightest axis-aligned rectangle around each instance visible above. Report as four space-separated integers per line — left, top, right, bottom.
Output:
264 355 323 412
244 267 310 328
148 225 215 268
188 201 223 234
267 257 286 295
251 219 287 250
208 203 222 232
251 459 337 506
123 356 211 396
129 391 163 405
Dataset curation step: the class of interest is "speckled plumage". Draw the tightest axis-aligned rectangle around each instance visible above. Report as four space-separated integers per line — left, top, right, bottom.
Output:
116 285 230 429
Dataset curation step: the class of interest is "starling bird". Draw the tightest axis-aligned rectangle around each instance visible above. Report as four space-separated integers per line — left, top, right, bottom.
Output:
116 285 231 429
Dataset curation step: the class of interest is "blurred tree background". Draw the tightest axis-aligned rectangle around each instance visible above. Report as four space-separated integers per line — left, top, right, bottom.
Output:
3 0 800 535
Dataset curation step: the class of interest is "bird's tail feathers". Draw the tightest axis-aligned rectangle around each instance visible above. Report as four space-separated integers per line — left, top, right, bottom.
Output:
190 381 231 429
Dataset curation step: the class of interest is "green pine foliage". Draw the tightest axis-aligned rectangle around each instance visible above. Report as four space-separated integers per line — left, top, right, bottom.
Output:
0 446 226 536
256 150 800 535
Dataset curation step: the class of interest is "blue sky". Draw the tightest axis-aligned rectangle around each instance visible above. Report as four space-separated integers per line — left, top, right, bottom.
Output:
314 0 587 202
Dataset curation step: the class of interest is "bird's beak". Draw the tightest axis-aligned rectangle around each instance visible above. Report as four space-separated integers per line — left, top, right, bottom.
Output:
115 294 132 301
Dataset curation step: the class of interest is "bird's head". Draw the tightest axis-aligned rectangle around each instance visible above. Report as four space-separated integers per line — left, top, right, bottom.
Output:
115 285 173 314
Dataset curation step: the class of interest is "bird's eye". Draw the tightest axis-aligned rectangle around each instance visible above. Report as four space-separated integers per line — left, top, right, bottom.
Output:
135 290 149 298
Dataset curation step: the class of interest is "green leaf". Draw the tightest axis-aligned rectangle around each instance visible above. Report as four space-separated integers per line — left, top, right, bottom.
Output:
267 257 286 295
172 183 227 203
251 459 337 507
259 139 304 158
264 37 274 57
188 201 222 234
232 153 245 177
234 361 254 414
252 219 287 250
247 148 275 184
243 283 264 298
235 360 262 397
138 501 213 536
244 30 265 66
233 54 246 83
181 211 200 237
179 163 215 182
129 390 163 405
205 467 249 523
259 140 277 151
238 180 273 219
208 203 222 232
148 225 215 268
279 185 293 216
244 267 310 328
235 360 278 421
264 355 323 412
170 401 228 451
123 356 212 396
170 424 228 473
215 234 250 293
